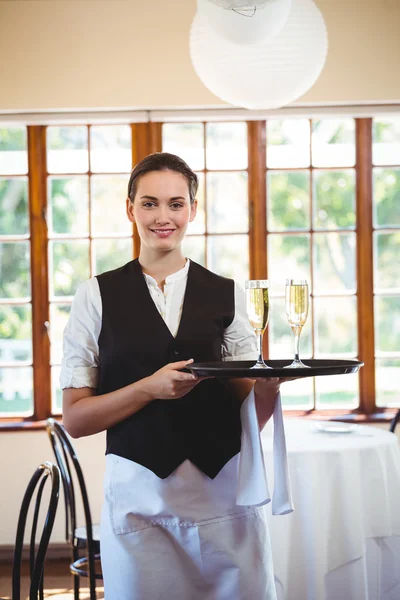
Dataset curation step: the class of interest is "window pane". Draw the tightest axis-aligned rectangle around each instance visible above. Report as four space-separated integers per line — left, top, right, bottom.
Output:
267 171 310 231
50 304 71 364
93 238 133 275
373 117 400 166
267 119 310 169
373 168 400 228
0 242 31 299
316 373 358 409
267 234 311 295
206 123 247 170
269 296 312 359
48 176 89 235
374 296 400 354
0 367 33 415
312 119 355 167
91 175 131 235
162 123 205 171
90 125 132 173
0 178 29 235
182 236 206 266
188 172 205 235
375 358 400 407
313 232 356 294
313 170 356 230
50 240 90 297
51 365 62 413
374 232 400 292
0 305 32 363
47 126 89 174
208 235 249 282
207 172 248 233
0 127 28 175
314 297 357 357
280 377 314 410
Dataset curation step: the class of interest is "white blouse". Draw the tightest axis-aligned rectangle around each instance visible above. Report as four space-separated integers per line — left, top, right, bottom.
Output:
60 260 293 513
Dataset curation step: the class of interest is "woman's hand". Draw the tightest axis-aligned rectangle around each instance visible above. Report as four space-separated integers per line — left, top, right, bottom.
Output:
254 377 281 397
253 376 299 430
254 374 299 394
142 359 205 401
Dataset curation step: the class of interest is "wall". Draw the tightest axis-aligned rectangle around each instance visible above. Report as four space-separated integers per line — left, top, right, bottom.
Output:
0 430 105 546
0 0 399 112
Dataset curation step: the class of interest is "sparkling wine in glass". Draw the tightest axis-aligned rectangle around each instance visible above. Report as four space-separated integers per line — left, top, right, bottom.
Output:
284 279 310 369
245 280 272 369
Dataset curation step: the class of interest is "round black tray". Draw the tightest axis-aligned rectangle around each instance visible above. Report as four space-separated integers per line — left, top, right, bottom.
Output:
189 359 364 379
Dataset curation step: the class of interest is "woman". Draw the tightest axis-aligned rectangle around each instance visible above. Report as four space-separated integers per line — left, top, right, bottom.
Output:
61 152 292 600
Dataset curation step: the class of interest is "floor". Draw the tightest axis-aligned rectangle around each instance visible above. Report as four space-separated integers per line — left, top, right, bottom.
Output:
0 560 104 599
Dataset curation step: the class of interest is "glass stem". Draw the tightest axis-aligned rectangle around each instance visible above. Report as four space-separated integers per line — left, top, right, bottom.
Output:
293 326 301 363
257 331 264 365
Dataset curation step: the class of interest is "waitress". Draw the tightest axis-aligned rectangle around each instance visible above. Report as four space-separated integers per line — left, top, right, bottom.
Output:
61 152 292 600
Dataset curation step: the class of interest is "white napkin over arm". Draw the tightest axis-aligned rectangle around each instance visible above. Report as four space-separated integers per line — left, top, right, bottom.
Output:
236 388 294 515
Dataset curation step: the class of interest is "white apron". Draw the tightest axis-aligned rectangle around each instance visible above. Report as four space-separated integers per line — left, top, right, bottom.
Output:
100 392 292 600
101 453 276 600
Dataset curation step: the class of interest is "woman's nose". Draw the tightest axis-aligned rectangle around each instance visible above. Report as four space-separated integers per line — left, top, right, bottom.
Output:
155 207 171 224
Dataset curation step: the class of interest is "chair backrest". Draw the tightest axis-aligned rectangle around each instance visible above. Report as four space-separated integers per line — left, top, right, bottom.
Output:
46 419 97 586
390 408 400 433
12 461 60 600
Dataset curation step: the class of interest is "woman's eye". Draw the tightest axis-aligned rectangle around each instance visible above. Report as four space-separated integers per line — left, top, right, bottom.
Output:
171 203 183 209
143 202 156 208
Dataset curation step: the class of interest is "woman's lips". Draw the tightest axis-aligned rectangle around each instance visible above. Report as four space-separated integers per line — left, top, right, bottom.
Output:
150 229 175 238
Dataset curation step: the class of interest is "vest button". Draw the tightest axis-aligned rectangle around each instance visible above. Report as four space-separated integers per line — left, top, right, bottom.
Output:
173 349 180 355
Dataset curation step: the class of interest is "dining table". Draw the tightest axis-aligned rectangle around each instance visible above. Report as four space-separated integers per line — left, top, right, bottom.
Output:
262 418 400 600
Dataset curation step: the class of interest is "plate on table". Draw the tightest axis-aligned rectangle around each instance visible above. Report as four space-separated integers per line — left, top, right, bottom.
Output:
313 422 357 434
188 359 364 379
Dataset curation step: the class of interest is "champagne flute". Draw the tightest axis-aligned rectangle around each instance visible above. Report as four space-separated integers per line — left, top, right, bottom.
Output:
245 279 272 369
284 279 310 369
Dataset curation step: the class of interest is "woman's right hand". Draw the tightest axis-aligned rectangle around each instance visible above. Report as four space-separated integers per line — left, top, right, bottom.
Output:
62 359 203 438
142 359 204 401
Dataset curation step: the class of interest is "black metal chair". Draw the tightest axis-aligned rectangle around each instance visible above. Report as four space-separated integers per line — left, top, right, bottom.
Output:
46 418 102 600
390 408 400 433
12 461 60 600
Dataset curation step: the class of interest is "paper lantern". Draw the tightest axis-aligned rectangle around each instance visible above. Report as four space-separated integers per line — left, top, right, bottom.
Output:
208 0 273 8
197 0 292 44
190 0 328 110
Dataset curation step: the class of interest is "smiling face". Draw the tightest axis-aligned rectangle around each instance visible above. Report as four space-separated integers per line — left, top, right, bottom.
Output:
126 169 197 253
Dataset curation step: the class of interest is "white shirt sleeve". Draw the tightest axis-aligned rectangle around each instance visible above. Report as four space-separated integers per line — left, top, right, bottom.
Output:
221 281 257 361
59 278 102 389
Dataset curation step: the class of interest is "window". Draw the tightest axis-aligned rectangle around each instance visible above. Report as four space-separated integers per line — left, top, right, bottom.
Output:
0 114 399 425
162 122 250 282
0 127 33 416
46 125 134 411
372 117 400 408
266 118 358 409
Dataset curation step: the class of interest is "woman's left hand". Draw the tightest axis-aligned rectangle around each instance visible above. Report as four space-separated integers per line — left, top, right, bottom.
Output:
253 376 300 430
254 375 298 396
254 377 280 396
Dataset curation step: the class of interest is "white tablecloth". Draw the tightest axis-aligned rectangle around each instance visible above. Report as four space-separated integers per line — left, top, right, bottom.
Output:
261 419 400 600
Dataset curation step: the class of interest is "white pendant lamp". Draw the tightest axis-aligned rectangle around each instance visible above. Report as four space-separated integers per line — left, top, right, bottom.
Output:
208 1 274 8
197 0 292 44
190 0 328 110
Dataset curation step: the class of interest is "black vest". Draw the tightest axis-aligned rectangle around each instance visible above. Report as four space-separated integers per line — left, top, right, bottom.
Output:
96 259 242 479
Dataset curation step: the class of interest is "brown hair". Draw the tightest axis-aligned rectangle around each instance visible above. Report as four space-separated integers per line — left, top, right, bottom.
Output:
127 152 198 204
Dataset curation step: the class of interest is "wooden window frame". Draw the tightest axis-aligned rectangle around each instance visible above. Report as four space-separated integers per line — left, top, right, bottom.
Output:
248 118 396 422
0 118 397 430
